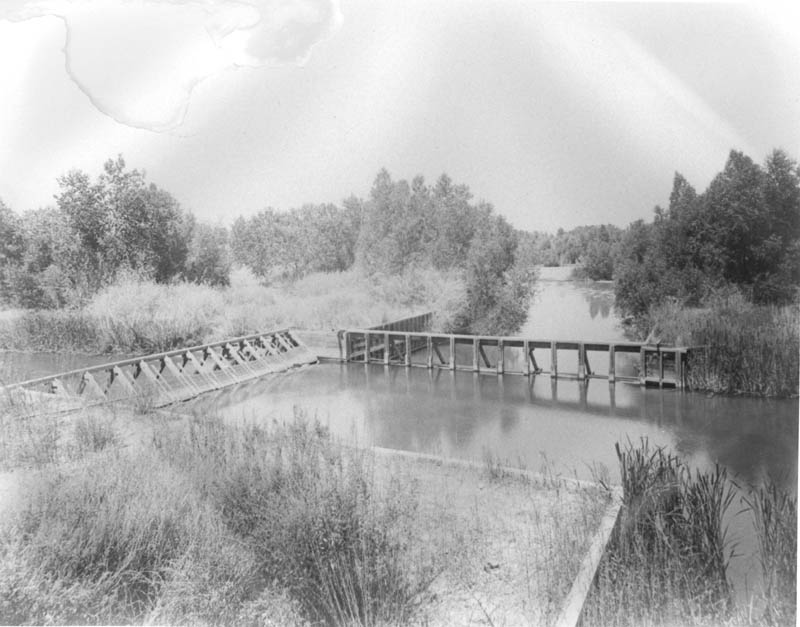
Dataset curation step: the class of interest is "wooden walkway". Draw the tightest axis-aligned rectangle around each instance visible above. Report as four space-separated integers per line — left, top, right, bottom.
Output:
340 322 691 388
1 329 317 415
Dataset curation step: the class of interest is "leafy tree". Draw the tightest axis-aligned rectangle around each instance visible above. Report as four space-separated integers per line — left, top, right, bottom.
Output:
184 223 232 287
55 156 193 288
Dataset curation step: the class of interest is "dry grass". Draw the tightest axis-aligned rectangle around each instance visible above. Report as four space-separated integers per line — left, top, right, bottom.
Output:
0 266 465 354
0 405 609 626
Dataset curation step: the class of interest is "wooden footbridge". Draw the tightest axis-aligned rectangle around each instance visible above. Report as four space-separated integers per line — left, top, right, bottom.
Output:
1 329 316 416
338 313 691 388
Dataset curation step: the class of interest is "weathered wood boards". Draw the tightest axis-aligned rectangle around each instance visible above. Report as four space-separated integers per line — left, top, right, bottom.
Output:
341 329 691 388
2 329 317 416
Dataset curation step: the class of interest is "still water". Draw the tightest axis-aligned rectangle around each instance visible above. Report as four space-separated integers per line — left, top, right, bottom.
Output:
190 267 797 599
2 267 797 598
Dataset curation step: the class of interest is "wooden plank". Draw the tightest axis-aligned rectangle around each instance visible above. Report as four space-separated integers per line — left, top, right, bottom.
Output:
449 336 456 370
432 340 447 365
551 341 558 378
78 371 106 399
554 493 623 627
639 347 647 385
384 332 390 366
473 337 479 372
478 344 492 369
497 339 505 375
404 333 411 366
577 343 586 380
426 336 433 369
608 345 616 383
529 348 539 373
523 340 531 376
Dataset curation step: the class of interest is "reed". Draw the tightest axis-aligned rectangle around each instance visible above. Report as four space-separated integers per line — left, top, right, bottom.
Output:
581 438 737 626
742 480 797 625
647 298 799 396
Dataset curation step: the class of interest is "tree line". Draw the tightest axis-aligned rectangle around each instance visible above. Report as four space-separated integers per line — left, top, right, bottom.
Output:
0 157 231 309
0 160 535 335
524 149 799 319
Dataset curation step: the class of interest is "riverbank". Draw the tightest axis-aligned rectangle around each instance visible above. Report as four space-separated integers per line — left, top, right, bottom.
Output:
0 405 608 625
0 267 464 355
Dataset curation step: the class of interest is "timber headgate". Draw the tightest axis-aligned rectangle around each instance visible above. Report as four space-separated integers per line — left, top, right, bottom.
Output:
2 329 317 415
339 313 691 388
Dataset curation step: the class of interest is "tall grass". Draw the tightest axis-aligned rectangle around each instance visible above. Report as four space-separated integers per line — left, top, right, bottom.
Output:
581 439 797 627
0 415 436 625
581 439 737 627
0 266 466 354
647 297 799 396
0 309 105 353
743 481 797 626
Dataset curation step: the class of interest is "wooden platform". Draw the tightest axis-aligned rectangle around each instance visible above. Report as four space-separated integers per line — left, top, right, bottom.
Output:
1 329 317 416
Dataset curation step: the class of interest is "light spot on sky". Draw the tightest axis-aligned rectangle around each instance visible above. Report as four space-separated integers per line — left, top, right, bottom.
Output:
0 1 797 232
0 0 342 130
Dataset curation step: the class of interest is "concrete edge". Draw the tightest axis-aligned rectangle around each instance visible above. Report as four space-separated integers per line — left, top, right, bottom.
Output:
553 489 624 627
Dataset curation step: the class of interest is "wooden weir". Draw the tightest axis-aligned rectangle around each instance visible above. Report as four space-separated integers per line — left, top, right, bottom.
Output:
1 329 317 415
340 324 691 388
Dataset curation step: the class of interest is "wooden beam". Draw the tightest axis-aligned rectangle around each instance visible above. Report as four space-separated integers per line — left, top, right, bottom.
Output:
473 337 480 372
497 339 505 375
550 341 558 378
449 336 456 370
523 340 531 376
639 347 646 385
608 345 616 383
578 343 586 380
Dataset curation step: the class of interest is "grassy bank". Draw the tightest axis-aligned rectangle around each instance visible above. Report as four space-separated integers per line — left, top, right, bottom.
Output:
0 266 465 355
646 297 799 397
580 439 797 627
0 404 608 625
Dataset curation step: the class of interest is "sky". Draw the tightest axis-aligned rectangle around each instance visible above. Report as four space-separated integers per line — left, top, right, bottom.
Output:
0 1 798 233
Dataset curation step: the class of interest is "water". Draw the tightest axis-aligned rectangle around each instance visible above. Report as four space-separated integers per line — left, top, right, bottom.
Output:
2 268 797 600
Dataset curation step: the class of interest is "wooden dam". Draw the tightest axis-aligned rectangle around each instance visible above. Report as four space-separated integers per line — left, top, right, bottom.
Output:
2 314 694 417
1 329 317 416
337 313 692 388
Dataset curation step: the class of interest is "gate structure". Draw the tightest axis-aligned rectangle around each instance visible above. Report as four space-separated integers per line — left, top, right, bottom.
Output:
2 329 317 415
340 329 691 388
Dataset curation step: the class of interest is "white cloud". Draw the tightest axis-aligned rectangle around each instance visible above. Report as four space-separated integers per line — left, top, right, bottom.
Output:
0 0 342 131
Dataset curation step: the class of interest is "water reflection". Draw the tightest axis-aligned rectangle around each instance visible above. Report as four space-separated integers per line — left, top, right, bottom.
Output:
197 363 797 495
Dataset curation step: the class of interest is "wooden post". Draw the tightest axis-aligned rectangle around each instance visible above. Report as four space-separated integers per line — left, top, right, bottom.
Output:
449 336 456 371
658 347 664 388
675 350 683 389
523 340 531 376
384 332 390 366
550 341 558 378
426 336 433 369
473 337 480 372
363 332 370 364
578 343 586 380
344 332 351 361
497 340 505 375
639 346 646 385
404 333 411 367
608 344 616 383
